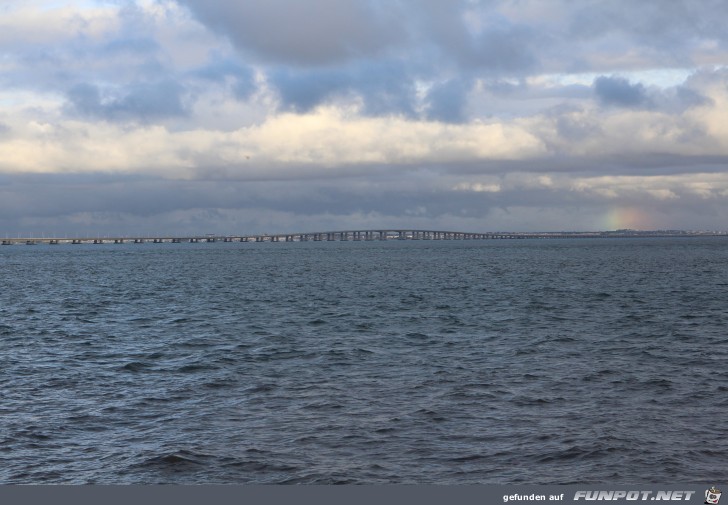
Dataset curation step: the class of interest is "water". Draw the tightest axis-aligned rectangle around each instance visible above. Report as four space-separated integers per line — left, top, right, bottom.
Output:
1 238 727 484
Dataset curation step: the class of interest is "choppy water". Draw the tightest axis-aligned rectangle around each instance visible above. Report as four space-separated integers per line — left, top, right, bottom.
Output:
1 238 727 484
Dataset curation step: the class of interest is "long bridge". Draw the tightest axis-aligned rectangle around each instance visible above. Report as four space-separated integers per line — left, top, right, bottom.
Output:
1 228 719 246
2 229 529 246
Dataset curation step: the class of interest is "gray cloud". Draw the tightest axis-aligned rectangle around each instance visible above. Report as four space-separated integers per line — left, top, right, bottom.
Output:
177 0 406 65
593 75 713 112
192 58 257 99
569 0 728 53
424 78 472 123
593 76 649 107
178 0 728 76
469 26 541 75
173 0 728 121
270 68 350 113
4 166 728 237
67 80 188 122
271 60 420 116
102 37 159 57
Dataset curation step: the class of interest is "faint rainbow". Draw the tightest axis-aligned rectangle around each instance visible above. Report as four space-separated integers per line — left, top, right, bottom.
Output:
603 207 654 230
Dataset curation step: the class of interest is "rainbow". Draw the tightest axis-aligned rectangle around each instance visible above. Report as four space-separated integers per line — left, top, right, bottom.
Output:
602 207 655 231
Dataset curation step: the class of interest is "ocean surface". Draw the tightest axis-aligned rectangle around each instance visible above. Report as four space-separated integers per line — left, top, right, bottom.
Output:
1 237 727 484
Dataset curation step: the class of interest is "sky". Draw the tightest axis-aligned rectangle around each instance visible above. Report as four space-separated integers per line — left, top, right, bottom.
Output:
2 0 728 236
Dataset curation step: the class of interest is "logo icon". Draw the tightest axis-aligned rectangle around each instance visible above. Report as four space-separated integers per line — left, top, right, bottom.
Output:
706 487 722 505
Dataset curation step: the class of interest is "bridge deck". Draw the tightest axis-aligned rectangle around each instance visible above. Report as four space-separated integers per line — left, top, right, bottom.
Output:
1 230 524 245
1 229 718 245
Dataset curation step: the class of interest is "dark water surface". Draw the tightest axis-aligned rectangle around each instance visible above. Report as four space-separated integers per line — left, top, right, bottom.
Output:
1 238 727 484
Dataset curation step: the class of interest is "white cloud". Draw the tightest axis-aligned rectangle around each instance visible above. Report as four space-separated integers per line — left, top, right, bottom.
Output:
0 2 119 49
453 182 502 193
0 103 547 176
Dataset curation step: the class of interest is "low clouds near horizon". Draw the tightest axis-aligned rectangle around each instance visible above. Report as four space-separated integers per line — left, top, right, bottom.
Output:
2 0 728 236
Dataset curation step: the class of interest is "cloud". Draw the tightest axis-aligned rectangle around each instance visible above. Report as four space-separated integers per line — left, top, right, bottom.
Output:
594 76 649 107
5 67 728 182
592 75 712 112
191 58 256 99
270 60 421 116
66 80 188 122
425 78 473 123
172 0 728 122
229 0 728 75
0 104 553 178
6 167 728 237
177 0 405 65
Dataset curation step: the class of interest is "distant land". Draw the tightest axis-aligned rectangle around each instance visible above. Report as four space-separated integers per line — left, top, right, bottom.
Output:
1 229 727 246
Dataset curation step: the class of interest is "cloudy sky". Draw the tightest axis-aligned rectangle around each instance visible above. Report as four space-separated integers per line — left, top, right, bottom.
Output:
2 0 728 236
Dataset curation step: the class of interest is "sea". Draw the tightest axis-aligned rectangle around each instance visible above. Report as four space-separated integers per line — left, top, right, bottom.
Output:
1 237 727 484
